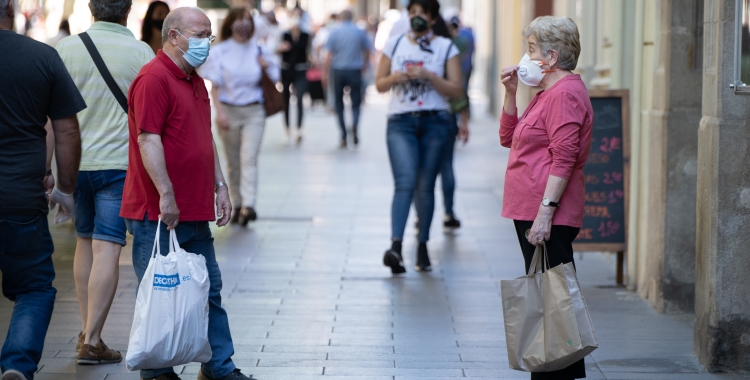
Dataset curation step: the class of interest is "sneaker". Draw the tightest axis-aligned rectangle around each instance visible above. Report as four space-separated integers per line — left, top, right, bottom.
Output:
238 207 257 226
76 331 84 351
296 130 303 144
197 368 254 380
443 214 461 229
141 373 181 380
339 138 347 148
77 340 122 365
1 370 27 380
414 243 432 272
352 131 359 146
383 249 406 274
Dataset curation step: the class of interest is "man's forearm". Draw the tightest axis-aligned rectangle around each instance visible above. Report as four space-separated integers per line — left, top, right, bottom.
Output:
212 140 225 185
45 119 54 171
51 116 81 193
137 133 174 197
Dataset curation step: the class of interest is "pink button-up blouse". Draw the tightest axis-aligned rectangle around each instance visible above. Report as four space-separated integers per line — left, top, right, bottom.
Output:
499 74 594 228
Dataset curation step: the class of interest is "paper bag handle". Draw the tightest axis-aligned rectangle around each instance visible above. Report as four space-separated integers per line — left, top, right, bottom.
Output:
527 242 551 276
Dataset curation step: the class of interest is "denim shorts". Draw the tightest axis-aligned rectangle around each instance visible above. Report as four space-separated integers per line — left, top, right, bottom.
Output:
73 170 127 246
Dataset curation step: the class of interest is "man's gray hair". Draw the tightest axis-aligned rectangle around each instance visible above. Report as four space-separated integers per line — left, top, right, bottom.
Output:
162 7 206 44
89 0 132 23
339 9 353 22
522 16 581 71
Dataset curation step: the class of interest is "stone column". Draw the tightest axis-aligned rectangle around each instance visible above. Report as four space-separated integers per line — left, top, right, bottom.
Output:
695 0 750 372
635 0 702 313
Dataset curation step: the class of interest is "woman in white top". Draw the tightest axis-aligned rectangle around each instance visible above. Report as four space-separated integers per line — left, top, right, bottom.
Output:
375 0 462 274
201 8 280 226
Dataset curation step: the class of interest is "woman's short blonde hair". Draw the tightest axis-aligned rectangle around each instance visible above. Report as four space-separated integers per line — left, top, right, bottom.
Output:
523 16 581 70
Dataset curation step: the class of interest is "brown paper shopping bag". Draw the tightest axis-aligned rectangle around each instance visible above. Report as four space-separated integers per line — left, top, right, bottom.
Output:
500 243 598 372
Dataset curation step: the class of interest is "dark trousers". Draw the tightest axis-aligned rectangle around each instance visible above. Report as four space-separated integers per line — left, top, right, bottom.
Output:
282 69 308 129
513 220 586 380
333 69 363 139
0 214 56 380
440 114 459 216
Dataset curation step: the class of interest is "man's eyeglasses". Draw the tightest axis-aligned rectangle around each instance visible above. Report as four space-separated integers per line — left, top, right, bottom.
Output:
177 28 216 43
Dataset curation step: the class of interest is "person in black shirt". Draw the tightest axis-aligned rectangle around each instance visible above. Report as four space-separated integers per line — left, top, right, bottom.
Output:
277 8 310 144
0 0 86 378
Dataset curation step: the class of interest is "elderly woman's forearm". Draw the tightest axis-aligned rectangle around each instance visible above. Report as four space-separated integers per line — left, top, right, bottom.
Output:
537 175 569 219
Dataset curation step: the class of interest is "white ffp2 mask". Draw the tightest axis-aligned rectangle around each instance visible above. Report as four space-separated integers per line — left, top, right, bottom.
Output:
517 53 546 87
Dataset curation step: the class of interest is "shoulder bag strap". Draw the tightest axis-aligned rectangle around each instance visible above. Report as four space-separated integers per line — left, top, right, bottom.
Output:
79 32 128 113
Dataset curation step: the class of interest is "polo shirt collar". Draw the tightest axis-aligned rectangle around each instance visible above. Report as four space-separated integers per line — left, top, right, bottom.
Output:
88 21 134 38
156 50 195 79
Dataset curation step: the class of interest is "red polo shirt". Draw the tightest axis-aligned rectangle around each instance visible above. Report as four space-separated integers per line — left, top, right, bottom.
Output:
121 51 216 222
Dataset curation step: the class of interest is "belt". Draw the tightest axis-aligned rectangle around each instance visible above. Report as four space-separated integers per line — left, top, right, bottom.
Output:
402 110 442 117
221 101 261 107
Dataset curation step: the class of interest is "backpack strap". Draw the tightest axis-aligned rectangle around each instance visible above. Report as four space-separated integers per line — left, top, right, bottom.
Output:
391 34 405 57
78 32 128 114
443 41 454 79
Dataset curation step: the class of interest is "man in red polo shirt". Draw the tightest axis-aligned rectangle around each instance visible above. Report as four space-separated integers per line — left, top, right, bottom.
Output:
121 7 251 380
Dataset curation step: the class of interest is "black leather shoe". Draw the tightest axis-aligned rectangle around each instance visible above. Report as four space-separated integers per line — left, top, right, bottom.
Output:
383 249 406 274
230 207 241 224
415 243 431 272
238 207 257 226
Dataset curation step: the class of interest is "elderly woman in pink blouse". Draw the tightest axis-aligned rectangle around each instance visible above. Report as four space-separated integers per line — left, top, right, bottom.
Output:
499 16 593 380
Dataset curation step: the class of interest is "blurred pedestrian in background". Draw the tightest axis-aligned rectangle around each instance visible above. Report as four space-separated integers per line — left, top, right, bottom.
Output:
324 9 372 148
202 8 280 226
140 0 170 55
499 15 591 380
121 7 253 380
278 8 310 144
47 19 69 47
376 0 461 274
425 13 467 230
314 13 338 111
449 15 474 118
0 0 86 377
55 0 154 366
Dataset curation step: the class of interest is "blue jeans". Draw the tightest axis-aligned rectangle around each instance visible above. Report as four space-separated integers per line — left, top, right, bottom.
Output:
0 214 56 380
74 170 127 245
440 114 459 216
125 216 236 379
387 111 452 243
333 69 363 138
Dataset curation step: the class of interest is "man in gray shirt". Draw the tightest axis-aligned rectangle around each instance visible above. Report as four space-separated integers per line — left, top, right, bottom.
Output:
324 9 371 147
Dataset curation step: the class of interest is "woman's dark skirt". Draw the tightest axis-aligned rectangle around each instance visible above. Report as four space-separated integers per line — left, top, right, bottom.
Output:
513 220 586 380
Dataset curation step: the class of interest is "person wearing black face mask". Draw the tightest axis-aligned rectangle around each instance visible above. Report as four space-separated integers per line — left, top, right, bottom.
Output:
141 1 170 55
375 0 463 274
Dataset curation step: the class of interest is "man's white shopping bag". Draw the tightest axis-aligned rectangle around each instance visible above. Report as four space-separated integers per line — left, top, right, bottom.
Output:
126 221 212 371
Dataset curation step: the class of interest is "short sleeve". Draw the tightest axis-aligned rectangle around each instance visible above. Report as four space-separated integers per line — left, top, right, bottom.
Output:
447 42 460 60
47 51 86 120
324 31 336 53
362 31 373 51
130 73 170 135
199 46 223 87
383 35 402 59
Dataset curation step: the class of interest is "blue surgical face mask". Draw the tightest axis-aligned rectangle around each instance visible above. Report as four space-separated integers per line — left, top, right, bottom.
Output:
176 30 210 68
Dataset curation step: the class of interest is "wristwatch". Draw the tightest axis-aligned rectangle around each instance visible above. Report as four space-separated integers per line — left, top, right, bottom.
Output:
541 197 559 207
215 181 227 192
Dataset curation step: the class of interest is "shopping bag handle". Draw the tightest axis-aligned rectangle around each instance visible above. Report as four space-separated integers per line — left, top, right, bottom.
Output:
527 242 551 276
150 219 183 258
151 218 162 259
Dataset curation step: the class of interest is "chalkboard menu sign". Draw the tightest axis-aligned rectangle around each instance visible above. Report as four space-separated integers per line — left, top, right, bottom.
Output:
572 90 630 284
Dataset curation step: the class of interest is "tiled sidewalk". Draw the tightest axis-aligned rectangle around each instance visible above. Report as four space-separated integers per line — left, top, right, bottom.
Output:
1 96 743 379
